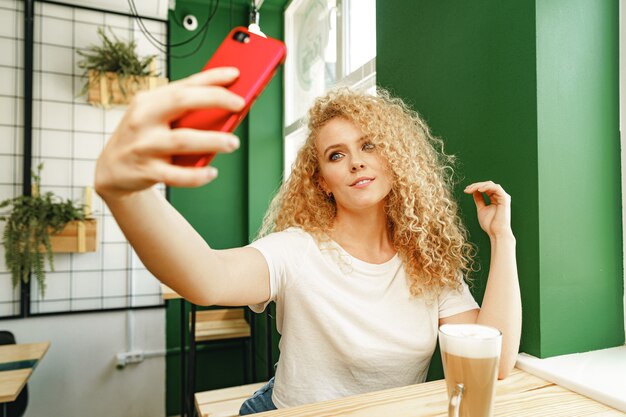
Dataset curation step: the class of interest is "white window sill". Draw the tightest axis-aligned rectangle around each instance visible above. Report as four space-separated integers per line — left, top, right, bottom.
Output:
515 346 626 413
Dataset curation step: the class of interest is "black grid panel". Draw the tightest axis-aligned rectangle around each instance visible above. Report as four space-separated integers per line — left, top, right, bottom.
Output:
0 0 25 318
0 0 168 317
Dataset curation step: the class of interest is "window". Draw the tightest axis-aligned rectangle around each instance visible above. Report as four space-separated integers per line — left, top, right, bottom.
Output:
283 0 376 178
345 0 376 74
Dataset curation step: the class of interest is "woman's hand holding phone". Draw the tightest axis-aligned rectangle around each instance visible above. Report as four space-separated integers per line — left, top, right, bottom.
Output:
94 67 245 201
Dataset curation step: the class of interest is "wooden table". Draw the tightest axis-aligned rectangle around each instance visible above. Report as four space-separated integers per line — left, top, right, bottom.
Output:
0 342 50 406
255 368 625 416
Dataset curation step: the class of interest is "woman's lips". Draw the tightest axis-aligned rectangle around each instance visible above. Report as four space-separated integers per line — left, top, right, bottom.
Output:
350 177 375 188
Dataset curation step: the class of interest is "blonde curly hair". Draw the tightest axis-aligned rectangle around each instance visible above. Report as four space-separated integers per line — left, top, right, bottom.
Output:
259 87 475 296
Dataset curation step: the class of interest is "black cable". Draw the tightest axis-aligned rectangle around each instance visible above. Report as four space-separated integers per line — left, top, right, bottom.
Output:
169 1 217 60
128 0 165 48
126 0 217 49
127 0 205 48
126 0 219 59
127 0 168 51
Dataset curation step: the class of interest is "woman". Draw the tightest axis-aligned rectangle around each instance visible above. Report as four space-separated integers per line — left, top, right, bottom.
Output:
95 67 521 414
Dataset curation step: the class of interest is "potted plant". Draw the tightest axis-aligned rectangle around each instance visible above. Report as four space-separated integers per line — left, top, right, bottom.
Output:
77 26 168 107
0 164 96 297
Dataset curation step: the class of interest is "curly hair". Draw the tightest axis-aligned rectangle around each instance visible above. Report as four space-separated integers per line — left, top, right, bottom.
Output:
259 87 476 297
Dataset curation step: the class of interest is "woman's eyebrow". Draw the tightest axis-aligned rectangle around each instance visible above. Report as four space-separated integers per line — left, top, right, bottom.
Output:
323 143 344 156
323 136 368 156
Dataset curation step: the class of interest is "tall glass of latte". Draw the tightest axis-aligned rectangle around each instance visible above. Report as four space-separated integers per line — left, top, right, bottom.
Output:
439 324 502 417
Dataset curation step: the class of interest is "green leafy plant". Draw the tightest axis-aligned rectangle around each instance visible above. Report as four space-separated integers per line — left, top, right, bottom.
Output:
76 26 158 97
0 164 85 297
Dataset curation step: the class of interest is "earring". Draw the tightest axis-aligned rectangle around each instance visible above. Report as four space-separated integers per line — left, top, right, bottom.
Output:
327 192 334 199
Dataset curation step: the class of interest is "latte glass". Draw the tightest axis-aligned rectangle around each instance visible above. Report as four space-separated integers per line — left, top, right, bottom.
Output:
439 324 502 417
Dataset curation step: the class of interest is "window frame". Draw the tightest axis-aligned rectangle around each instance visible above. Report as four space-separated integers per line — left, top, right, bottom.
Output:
619 1 626 332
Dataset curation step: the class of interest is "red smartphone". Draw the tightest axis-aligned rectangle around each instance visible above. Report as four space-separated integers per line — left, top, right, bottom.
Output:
172 26 286 167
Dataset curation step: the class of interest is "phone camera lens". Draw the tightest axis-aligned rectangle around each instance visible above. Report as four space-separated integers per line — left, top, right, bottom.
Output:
233 31 250 44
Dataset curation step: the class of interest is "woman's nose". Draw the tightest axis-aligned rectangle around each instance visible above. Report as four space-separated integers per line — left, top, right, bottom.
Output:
351 162 365 172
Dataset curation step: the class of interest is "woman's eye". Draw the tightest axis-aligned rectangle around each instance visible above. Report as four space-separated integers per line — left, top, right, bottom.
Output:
362 142 375 151
329 152 343 161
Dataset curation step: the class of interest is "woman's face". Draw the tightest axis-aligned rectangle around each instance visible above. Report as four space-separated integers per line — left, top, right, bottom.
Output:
316 117 393 212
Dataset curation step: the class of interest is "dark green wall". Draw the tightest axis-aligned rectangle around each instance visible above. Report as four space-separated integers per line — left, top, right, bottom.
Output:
166 2 284 415
377 0 623 373
247 12 284 242
377 0 540 362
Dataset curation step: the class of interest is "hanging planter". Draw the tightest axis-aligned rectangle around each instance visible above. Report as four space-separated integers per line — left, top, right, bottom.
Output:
77 27 168 108
0 164 97 297
45 218 97 253
86 69 167 107
46 185 97 253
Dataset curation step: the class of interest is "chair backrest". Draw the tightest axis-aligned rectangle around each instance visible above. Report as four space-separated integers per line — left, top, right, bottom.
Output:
0 331 28 417
0 331 17 345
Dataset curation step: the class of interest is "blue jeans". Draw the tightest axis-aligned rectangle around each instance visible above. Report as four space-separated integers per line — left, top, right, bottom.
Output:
239 377 277 415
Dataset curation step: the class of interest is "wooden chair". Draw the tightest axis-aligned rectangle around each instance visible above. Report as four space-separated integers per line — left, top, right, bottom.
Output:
188 307 255 417
194 309 251 342
161 284 257 417
193 303 277 417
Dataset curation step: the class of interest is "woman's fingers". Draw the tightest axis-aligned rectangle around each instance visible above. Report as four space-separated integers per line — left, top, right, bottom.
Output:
152 160 220 188
464 181 511 205
472 191 486 210
126 66 246 124
132 84 245 123
464 180 497 194
140 129 240 156
463 180 514 238
173 66 240 87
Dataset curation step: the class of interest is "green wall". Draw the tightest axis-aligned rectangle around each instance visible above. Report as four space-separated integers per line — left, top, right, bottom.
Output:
377 0 623 373
163 0 624 410
166 1 284 415
536 0 622 357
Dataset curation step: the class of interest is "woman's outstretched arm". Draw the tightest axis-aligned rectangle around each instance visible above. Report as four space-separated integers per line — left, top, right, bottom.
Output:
95 67 270 307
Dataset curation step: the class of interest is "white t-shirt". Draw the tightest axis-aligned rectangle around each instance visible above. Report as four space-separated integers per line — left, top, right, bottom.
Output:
248 227 479 409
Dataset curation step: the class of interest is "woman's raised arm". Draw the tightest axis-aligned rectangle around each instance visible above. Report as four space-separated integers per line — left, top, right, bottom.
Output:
95 67 270 307
440 181 521 380
465 181 521 379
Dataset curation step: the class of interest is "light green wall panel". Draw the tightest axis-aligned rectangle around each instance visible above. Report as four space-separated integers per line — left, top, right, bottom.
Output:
536 0 623 357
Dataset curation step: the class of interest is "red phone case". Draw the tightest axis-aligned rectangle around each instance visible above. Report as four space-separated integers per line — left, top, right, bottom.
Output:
172 27 286 167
